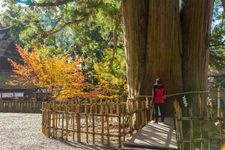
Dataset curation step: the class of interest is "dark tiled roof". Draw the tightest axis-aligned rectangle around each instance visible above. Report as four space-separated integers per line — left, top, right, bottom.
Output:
0 27 26 89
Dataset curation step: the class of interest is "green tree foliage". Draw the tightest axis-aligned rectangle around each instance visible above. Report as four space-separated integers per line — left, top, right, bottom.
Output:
209 0 225 88
93 48 127 98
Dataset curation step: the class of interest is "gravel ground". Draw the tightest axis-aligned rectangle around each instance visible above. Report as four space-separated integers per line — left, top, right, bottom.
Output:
0 113 108 150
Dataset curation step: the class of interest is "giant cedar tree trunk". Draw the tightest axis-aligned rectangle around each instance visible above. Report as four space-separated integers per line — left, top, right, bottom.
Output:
181 0 213 115
123 0 183 98
122 0 149 98
123 0 183 115
123 0 213 148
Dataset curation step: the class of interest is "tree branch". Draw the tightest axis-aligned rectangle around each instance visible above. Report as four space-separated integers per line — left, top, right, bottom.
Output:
30 0 75 7
42 12 91 38
208 71 225 77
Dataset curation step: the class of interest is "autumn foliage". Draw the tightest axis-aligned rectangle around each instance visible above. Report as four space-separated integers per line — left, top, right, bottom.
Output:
93 48 127 98
9 45 98 100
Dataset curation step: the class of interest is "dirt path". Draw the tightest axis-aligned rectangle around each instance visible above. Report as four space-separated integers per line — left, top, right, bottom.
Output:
0 113 105 150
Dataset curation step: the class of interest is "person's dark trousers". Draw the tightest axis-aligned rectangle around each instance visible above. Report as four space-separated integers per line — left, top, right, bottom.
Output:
154 103 165 123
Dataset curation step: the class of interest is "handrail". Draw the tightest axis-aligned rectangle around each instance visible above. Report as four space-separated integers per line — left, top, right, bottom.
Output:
130 90 209 99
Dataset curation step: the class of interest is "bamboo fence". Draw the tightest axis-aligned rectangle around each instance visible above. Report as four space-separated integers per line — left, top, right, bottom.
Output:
41 97 153 149
0 99 42 113
173 92 225 150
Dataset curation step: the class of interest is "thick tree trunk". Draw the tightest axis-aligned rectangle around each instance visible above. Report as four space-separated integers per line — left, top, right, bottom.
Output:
122 0 149 98
181 0 213 92
146 0 183 93
123 0 183 116
181 0 213 113
123 0 183 97
180 1 213 149
123 0 213 113
146 0 183 114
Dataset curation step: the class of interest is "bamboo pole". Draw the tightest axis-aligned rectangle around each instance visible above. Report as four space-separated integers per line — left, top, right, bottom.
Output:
217 87 221 120
106 102 110 147
66 104 69 140
101 99 104 145
72 112 75 142
92 99 95 145
206 100 211 150
141 99 145 126
85 103 89 143
47 107 51 138
118 99 121 148
189 108 193 150
55 111 58 138
52 102 56 138
42 102 45 134
198 94 203 150
173 100 184 150
122 102 125 142
76 103 81 143
61 111 64 139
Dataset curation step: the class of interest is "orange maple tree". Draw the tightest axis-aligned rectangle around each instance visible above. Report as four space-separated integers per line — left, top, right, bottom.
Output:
9 45 98 100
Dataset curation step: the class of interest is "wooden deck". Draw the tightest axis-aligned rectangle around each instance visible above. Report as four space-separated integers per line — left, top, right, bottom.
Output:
123 118 178 150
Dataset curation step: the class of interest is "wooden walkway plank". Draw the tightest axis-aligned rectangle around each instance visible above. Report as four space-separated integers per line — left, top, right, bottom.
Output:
123 117 177 150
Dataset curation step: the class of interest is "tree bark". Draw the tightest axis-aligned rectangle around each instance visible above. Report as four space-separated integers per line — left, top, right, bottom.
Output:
122 0 149 98
145 0 184 115
123 0 183 115
123 0 183 97
146 0 183 93
181 0 213 114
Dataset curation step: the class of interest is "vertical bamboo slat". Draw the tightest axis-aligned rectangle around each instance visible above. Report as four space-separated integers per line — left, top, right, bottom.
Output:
189 108 193 150
66 104 69 140
118 100 121 148
122 102 125 142
198 94 203 150
101 99 104 144
76 103 81 142
52 102 56 138
47 104 51 138
55 111 58 138
92 100 95 145
72 113 75 142
85 103 89 143
61 112 64 138
106 103 110 147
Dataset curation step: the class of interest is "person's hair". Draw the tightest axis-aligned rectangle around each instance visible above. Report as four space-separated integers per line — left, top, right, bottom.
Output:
156 78 162 84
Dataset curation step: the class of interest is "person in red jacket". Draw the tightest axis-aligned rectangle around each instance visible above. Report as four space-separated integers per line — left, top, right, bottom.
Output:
152 78 165 123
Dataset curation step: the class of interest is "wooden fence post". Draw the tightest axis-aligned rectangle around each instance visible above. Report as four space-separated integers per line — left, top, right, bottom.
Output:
92 99 95 145
217 87 220 119
76 103 81 142
117 99 122 148
101 99 104 145
106 102 110 147
46 103 51 138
